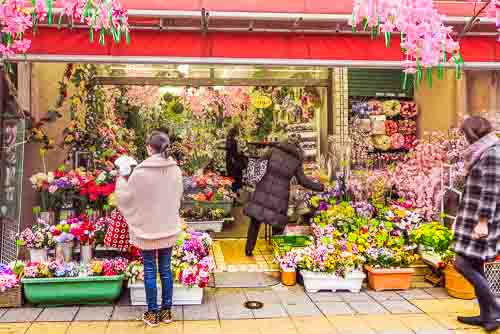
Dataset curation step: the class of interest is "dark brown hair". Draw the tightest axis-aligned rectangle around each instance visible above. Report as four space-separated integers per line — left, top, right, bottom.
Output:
148 130 170 159
460 116 493 144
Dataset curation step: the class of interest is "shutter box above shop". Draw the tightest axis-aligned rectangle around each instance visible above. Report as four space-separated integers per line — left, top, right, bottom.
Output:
348 69 414 98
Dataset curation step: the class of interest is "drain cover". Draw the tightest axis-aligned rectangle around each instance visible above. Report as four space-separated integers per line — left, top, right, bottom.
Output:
244 301 264 310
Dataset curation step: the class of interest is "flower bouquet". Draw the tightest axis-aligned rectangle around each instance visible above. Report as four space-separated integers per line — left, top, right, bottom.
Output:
70 215 96 263
30 172 56 213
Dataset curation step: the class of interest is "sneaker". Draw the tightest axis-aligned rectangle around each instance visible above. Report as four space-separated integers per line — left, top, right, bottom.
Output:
159 308 173 324
142 311 159 327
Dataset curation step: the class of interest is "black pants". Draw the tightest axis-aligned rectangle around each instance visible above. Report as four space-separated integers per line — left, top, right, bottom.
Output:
455 254 500 320
245 218 284 255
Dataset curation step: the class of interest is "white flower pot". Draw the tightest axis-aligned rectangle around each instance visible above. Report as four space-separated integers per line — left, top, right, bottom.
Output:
300 270 366 293
29 248 48 263
55 242 74 262
129 282 203 305
80 244 93 264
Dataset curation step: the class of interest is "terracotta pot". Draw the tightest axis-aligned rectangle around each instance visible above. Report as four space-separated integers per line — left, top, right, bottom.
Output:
444 265 476 300
281 270 297 286
366 266 414 291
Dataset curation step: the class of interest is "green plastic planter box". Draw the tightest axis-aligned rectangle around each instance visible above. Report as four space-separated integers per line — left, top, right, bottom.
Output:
22 275 124 306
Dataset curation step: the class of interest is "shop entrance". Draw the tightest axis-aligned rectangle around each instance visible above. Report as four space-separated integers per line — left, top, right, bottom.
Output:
26 63 331 276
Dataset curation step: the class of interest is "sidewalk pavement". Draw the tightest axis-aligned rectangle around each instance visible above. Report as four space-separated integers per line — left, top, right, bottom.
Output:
0 287 497 334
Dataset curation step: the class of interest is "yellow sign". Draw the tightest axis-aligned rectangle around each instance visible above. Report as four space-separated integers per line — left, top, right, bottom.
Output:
252 94 273 109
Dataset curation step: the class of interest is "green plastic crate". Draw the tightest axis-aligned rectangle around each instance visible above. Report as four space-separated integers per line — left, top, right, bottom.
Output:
272 235 312 255
22 275 124 306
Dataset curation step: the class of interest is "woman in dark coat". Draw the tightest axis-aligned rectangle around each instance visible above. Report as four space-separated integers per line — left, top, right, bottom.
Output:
226 127 246 193
244 135 324 256
454 116 500 332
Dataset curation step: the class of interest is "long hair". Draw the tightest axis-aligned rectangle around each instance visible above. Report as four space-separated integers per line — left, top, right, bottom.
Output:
147 130 171 159
461 116 493 144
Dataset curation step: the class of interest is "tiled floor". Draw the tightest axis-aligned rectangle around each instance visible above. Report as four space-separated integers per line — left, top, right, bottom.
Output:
0 287 497 333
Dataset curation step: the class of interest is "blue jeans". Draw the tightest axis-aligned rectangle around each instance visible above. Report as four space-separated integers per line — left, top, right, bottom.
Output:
142 248 173 312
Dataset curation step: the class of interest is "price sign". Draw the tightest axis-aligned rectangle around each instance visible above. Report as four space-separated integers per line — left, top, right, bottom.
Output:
252 94 272 109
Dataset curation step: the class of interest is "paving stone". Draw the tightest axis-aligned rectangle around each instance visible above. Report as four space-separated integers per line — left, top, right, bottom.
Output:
183 303 218 321
215 288 248 305
338 292 374 302
27 322 70 334
111 305 146 321
217 304 254 320
413 330 453 334
316 302 355 315
381 300 423 314
307 292 343 302
244 289 281 304
251 303 288 319
273 286 313 305
283 303 322 317
74 306 113 321
36 307 79 322
397 289 434 300
348 301 388 314
66 321 108 334
367 291 405 302
0 308 43 323
424 288 450 299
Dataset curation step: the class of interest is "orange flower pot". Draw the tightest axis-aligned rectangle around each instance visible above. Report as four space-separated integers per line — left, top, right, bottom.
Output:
281 270 297 286
366 266 414 291
444 265 476 300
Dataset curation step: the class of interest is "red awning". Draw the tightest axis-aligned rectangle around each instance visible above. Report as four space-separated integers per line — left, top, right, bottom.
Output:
26 29 499 63
119 0 488 18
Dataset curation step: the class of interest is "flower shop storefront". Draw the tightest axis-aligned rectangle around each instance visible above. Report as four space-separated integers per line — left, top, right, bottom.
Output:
1 0 499 308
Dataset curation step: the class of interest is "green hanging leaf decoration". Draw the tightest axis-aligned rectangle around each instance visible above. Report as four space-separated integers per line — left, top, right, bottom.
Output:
427 68 432 88
99 29 105 45
46 0 53 25
384 32 391 48
351 13 356 33
58 12 64 29
125 29 130 44
89 27 94 43
402 71 408 90
437 63 443 80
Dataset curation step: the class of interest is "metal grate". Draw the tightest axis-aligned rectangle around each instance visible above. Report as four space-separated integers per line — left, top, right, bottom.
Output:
485 261 500 296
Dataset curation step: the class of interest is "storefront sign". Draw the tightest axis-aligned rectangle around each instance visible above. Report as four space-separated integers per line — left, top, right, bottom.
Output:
252 94 273 109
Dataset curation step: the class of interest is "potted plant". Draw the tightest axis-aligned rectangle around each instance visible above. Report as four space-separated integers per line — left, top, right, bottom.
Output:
16 221 55 263
275 251 299 286
296 240 366 293
129 231 215 305
22 258 127 305
410 223 475 299
364 246 419 291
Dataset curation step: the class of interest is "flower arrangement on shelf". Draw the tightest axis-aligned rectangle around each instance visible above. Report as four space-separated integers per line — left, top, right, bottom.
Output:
183 173 234 202
22 258 128 279
16 221 55 249
30 172 56 212
181 207 230 222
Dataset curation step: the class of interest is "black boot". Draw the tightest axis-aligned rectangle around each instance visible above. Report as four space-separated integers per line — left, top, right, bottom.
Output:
457 315 482 326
